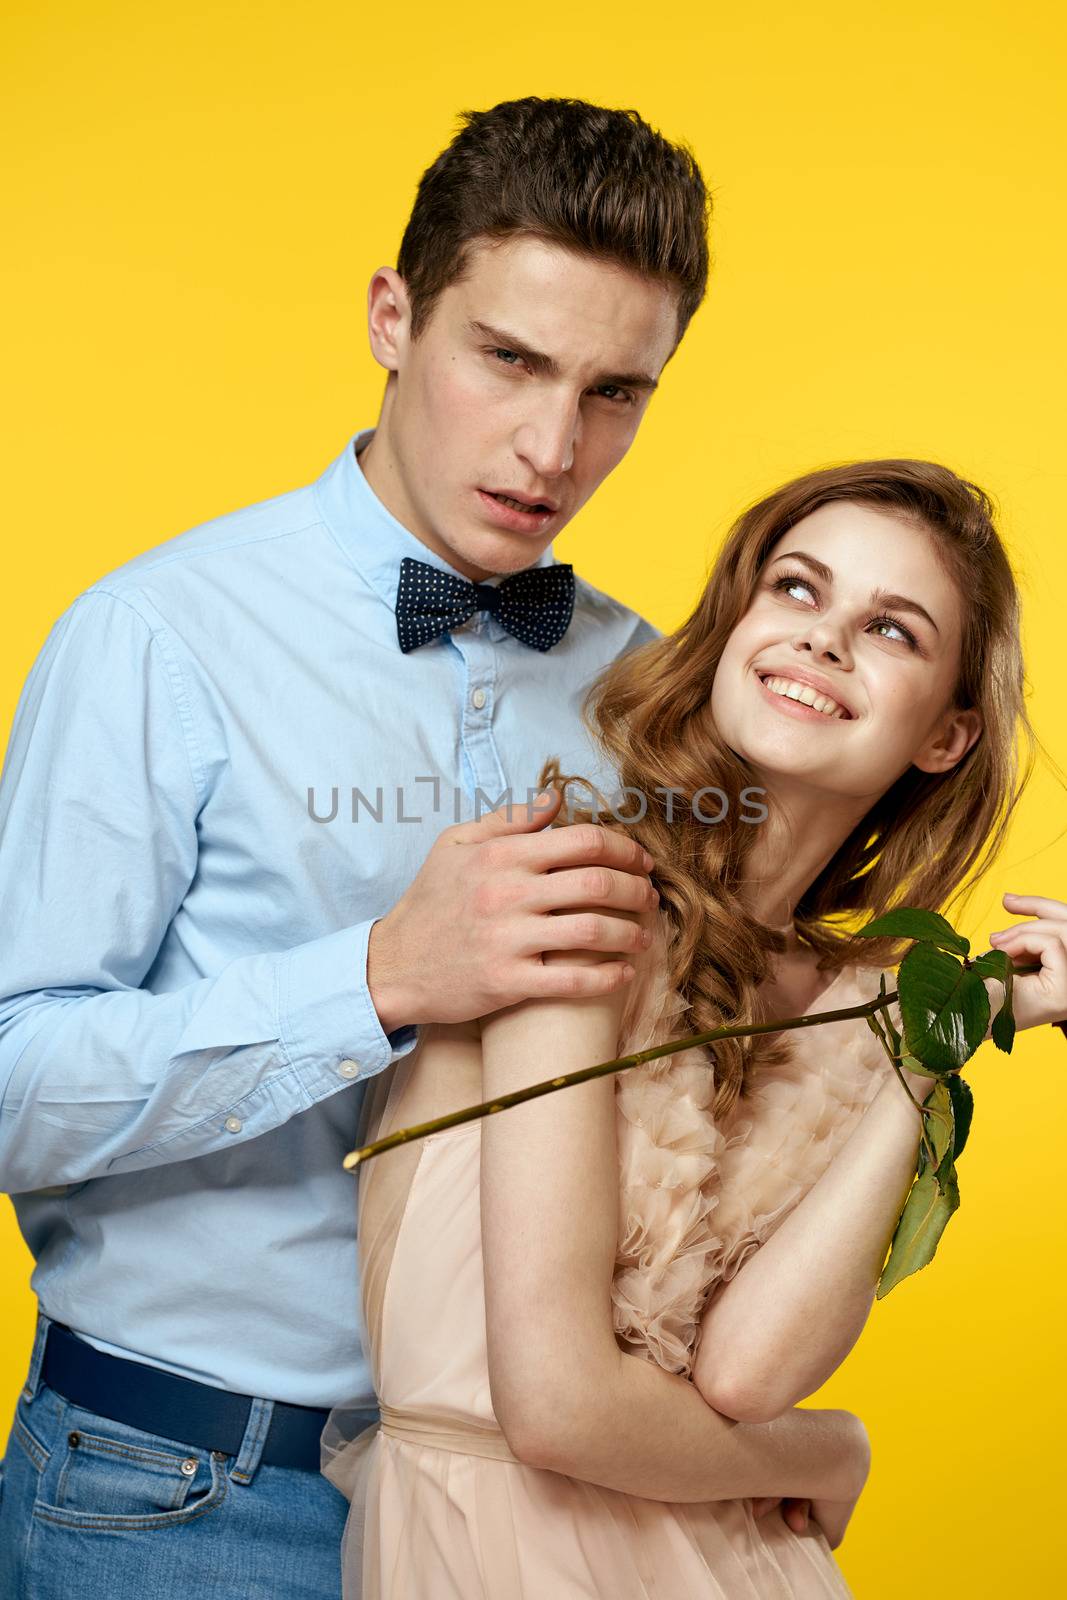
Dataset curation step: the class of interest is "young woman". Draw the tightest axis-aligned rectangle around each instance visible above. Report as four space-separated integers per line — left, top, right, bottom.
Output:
321 460 1065 1597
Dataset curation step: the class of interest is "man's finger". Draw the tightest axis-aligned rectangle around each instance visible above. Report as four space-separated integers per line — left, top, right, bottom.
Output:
528 910 652 959
449 788 561 843
521 818 655 877
528 865 658 914
523 959 637 1000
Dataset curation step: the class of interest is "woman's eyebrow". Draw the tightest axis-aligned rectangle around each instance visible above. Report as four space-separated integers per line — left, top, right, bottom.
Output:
771 549 941 634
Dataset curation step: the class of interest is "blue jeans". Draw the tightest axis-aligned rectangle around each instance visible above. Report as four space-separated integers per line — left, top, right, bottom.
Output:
0 1310 357 1599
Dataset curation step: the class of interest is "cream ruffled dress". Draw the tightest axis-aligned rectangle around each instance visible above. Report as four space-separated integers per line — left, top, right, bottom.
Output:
321 909 899 1598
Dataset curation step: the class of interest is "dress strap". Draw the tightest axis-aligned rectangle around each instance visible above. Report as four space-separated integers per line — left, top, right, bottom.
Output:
378 1402 519 1463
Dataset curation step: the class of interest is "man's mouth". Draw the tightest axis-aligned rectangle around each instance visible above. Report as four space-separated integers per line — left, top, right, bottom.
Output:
485 489 557 514
756 671 853 720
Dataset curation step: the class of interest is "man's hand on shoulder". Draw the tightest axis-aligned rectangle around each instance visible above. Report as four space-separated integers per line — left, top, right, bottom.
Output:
367 788 659 1032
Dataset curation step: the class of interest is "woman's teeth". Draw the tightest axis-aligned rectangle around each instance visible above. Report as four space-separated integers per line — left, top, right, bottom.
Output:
760 674 849 719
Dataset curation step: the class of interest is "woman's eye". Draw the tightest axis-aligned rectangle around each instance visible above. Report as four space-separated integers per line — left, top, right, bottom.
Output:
870 616 917 647
771 573 919 650
771 574 816 604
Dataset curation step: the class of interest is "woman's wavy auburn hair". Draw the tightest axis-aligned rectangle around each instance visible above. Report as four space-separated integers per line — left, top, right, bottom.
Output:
537 459 1037 1119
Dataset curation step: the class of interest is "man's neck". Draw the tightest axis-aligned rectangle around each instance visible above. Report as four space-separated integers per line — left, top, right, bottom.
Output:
357 427 498 585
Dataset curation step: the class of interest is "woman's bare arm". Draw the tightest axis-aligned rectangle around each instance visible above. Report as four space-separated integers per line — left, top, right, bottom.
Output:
479 942 869 1505
692 1065 933 1424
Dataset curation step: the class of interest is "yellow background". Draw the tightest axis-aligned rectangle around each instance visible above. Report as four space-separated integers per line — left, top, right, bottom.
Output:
3 2 1065 1592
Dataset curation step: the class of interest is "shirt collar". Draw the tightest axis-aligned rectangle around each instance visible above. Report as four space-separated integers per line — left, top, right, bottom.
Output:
312 430 560 636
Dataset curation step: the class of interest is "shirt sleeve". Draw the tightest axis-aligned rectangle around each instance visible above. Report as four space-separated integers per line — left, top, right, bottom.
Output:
0 589 417 1194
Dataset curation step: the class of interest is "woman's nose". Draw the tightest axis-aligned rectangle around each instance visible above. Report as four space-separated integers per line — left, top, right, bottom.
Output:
795 621 850 664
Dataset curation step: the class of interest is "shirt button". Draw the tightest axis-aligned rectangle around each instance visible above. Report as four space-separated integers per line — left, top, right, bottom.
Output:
338 1059 359 1079
180 1458 197 1477
224 1115 242 1133
470 688 487 710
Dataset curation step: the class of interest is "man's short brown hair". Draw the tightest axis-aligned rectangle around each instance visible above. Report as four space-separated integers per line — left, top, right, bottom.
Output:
396 96 710 347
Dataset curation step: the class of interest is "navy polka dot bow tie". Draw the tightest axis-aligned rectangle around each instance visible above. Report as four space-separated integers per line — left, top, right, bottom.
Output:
394 556 576 654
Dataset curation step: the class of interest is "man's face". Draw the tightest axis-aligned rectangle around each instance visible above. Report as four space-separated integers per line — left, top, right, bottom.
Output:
364 234 681 582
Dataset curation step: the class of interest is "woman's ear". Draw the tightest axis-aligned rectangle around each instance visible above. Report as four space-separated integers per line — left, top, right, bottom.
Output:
366 266 412 374
912 705 983 775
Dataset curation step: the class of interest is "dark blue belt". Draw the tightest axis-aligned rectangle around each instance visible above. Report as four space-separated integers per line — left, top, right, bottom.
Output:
41 1321 334 1472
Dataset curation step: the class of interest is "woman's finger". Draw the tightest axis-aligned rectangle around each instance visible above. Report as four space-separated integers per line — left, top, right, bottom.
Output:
985 922 1067 1027
989 917 1067 943
782 1497 811 1532
988 927 1067 973
1001 893 1067 921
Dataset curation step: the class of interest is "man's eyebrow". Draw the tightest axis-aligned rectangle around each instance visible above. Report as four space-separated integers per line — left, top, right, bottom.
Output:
469 321 559 377
769 549 941 634
467 320 659 393
604 369 660 394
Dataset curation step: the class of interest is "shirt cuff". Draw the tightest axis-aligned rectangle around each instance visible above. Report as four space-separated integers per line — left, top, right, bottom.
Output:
280 919 419 1089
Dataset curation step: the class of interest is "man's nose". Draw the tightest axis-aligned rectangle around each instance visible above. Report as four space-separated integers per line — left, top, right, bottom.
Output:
512 392 581 479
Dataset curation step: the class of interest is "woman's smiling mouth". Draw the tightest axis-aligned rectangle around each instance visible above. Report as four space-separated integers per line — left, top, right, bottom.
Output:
755 670 854 720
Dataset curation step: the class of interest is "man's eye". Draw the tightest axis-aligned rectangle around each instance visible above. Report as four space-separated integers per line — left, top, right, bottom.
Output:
493 348 521 366
595 385 635 405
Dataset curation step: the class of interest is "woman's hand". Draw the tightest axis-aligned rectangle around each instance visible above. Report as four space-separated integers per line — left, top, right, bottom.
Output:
751 1494 813 1533
750 1481 864 1549
750 1410 870 1548
810 1416 870 1549
988 893 1067 1032
807 1480 866 1550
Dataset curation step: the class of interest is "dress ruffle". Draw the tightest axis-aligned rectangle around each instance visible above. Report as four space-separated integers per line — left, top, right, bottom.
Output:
610 912 899 1378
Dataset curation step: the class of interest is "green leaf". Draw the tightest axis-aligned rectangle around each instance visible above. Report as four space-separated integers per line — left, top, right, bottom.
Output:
933 1143 956 1198
856 908 969 956
897 944 991 1072
991 963 1016 1054
971 948 1011 980
900 1051 941 1079
924 1079 955 1174
947 1074 974 1159
876 1167 960 1298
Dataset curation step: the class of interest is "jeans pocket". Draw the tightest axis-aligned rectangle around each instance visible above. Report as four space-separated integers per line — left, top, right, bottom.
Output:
33 1410 229 1532
12 1391 50 1474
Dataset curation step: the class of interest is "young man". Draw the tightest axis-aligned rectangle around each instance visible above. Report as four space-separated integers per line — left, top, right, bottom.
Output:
0 97 708 1596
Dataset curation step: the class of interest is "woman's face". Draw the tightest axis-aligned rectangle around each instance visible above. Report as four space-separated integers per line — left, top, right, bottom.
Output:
710 501 981 802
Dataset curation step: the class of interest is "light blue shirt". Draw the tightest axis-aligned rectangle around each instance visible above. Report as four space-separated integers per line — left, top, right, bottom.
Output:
0 430 659 1407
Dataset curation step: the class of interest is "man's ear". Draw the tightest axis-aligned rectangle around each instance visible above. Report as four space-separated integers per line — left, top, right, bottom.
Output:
367 267 412 374
913 704 983 775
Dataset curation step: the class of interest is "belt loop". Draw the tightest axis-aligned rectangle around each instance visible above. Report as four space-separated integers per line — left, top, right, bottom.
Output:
229 1397 275 1485
22 1306 54 1402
